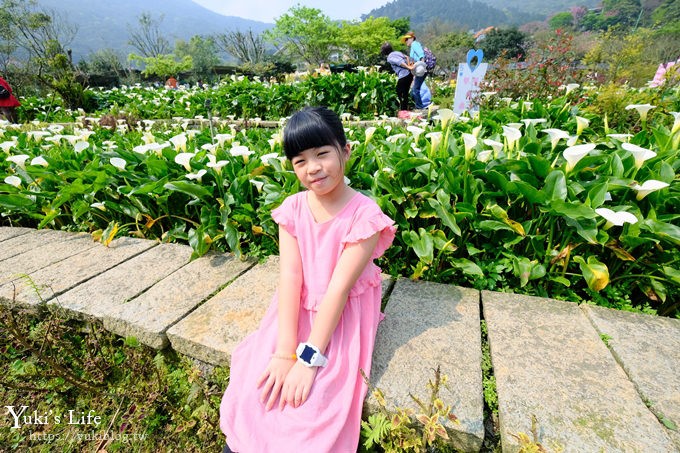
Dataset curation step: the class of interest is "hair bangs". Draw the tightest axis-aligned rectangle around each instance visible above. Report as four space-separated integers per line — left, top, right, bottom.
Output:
283 107 346 160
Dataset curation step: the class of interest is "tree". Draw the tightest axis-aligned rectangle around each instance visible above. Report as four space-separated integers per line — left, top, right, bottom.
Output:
215 29 267 65
264 6 339 66
338 17 397 65
175 35 220 82
480 27 529 60
128 12 170 58
549 12 575 30
2 0 85 108
128 53 193 81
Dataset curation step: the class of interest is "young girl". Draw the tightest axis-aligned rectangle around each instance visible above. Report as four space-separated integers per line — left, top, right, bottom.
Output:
219 106 396 452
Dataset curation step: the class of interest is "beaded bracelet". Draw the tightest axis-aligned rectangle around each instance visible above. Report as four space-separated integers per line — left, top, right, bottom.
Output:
271 353 297 360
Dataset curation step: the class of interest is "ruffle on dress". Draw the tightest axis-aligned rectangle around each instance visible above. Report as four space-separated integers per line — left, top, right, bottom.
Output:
341 208 396 259
271 198 297 237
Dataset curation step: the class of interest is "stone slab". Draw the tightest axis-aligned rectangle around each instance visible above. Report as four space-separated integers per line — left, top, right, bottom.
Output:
0 228 77 262
0 226 33 242
51 243 193 320
367 279 484 453
583 305 680 450
482 291 676 453
0 232 98 291
0 236 157 307
166 256 280 365
103 252 254 349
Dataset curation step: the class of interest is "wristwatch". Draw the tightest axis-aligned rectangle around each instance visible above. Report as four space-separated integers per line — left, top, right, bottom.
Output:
296 342 328 367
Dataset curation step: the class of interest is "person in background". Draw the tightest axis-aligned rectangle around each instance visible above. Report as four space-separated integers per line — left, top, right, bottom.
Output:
400 31 428 111
381 41 414 113
0 76 20 123
165 76 178 89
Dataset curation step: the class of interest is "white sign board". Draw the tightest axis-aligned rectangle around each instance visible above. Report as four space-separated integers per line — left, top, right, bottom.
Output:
453 49 488 115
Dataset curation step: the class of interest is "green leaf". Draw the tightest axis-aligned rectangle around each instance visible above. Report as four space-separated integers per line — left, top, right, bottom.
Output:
542 170 568 202
451 258 484 277
163 181 212 199
641 220 680 246
662 266 680 285
551 199 597 220
586 182 608 208
513 181 547 204
427 198 461 236
0 194 35 208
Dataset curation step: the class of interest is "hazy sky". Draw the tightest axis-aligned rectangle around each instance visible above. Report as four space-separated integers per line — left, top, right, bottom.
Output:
191 0 388 23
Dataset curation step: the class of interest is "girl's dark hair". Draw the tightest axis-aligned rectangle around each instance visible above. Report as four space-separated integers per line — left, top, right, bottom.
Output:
380 41 393 56
283 106 347 160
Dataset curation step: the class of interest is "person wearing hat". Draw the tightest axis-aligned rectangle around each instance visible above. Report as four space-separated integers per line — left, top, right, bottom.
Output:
381 41 414 113
400 31 429 110
0 75 20 123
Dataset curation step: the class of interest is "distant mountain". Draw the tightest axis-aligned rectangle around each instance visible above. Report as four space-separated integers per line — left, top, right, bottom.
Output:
363 0 601 30
477 0 601 18
35 0 271 61
363 0 543 30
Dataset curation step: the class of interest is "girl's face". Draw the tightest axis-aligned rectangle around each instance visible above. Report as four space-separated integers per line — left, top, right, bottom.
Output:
291 144 350 197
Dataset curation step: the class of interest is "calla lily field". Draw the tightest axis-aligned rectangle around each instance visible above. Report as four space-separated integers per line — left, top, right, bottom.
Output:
1 73 679 316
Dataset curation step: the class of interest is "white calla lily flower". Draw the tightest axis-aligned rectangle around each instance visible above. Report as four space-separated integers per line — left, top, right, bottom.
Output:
621 143 656 169
483 139 504 156
364 126 377 143
436 108 456 129
575 116 590 136
185 169 207 181
625 103 655 122
230 145 254 160
543 128 570 150
462 133 477 159
7 154 30 168
595 208 638 229
110 157 127 170
90 202 106 211
174 152 196 171
607 134 633 143
563 143 596 172
386 133 407 143
74 141 89 153
31 156 49 167
521 118 546 128
477 150 493 162
249 179 264 191
407 125 425 142
0 139 17 153
631 180 669 200
670 112 680 135
4 175 21 188
501 125 522 151
426 132 442 151
169 133 187 152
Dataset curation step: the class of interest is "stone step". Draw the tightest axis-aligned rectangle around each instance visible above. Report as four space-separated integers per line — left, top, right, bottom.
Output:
0 228 85 263
167 256 280 365
0 232 98 290
367 279 484 452
103 252 254 349
51 242 194 320
583 305 680 450
0 226 33 242
0 236 156 307
482 291 676 453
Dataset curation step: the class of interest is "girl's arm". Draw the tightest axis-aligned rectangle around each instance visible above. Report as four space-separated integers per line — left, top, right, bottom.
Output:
280 232 380 409
257 225 302 410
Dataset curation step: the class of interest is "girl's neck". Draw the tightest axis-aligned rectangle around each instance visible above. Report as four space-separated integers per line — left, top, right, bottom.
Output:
307 184 356 222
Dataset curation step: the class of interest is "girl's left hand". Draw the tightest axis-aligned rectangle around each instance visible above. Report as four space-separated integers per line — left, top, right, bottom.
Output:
279 362 318 410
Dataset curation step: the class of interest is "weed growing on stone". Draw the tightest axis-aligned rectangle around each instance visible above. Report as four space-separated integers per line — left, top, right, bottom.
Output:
359 366 459 452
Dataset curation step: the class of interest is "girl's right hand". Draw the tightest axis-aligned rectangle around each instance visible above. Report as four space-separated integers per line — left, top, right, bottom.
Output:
257 357 296 411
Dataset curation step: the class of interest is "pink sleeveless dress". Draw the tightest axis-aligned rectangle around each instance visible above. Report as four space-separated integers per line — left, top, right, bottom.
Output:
220 190 396 452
